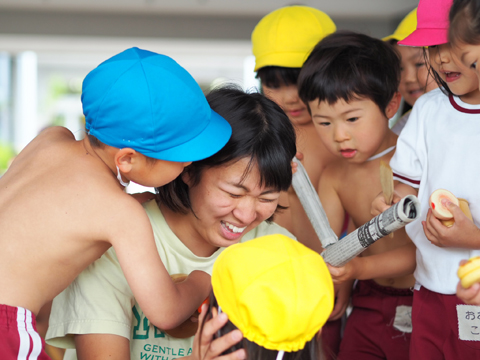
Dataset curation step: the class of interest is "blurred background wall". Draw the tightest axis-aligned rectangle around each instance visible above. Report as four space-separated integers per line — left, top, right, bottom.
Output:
0 0 417 172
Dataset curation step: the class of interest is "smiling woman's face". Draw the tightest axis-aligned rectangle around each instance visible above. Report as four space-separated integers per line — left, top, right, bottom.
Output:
183 157 281 249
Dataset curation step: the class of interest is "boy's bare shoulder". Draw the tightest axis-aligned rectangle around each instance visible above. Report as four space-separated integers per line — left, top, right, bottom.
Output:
103 190 148 220
35 126 75 144
72 181 152 248
319 160 347 188
12 127 76 164
40 126 74 137
78 171 149 224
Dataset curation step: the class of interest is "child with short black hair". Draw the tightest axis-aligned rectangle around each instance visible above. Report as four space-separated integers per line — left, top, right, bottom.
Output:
251 5 337 236
251 8 344 359
294 31 414 360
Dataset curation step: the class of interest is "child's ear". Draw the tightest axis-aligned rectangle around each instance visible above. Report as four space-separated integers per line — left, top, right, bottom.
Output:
385 92 402 119
181 170 193 187
115 148 137 174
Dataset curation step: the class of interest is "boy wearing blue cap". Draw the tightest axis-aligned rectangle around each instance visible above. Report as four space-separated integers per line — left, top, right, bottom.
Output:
0 47 231 359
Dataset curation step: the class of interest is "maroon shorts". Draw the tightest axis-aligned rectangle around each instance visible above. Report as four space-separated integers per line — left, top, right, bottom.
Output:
321 318 342 360
0 304 50 360
410 286 480 360
337 280 412 360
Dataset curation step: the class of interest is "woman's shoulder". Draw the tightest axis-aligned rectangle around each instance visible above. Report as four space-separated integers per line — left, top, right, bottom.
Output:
142 199 169 232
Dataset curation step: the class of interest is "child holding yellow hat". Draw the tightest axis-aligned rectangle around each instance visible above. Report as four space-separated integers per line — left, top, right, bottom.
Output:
251 6 338 238
384 8 438 134
188 234 334 360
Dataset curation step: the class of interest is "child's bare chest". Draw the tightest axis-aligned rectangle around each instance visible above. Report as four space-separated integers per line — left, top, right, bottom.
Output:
336 166 382 228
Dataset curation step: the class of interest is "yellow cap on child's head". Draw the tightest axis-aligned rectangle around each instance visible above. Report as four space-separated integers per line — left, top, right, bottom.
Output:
212 234 334 352
252 6 336 71
383 8 417 42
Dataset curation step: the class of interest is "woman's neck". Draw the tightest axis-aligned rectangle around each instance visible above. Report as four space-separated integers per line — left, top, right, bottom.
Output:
159 202 219 257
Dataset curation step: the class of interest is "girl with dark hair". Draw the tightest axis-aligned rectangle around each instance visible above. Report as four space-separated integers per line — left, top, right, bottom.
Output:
364 0 480 358
449 0 480 82
447 0 480 308
46 86 297 360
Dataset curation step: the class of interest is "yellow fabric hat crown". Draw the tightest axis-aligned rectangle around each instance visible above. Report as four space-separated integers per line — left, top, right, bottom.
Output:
212 234 334 352
251 6 336 71
383 8 418 42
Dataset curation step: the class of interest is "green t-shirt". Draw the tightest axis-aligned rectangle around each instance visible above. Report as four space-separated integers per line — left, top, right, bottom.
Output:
46 199 295 360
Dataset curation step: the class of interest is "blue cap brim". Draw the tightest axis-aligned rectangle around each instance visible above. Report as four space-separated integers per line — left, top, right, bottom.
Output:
140 109 232 162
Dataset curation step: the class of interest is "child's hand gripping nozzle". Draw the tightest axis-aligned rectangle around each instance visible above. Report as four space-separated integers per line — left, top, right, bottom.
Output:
322 195 421 266
292 157 421 267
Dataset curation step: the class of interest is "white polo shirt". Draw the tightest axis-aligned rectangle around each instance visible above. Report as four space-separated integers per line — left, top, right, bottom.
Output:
391 88 480 294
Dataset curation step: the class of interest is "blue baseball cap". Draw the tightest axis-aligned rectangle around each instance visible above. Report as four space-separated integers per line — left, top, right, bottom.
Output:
82 47 232 162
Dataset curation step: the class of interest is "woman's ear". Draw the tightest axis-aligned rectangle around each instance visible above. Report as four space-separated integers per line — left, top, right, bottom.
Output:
385 92 402 119
114 148 137 174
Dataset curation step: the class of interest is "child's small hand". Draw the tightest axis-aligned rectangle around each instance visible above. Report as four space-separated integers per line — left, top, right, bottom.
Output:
291 152 304 175
189 304 246 360
422 202 480 248
457 278 480 306
328 280 353 321
326 259 358 285
370 191 402 216
288 152 304 196
291 161 298 175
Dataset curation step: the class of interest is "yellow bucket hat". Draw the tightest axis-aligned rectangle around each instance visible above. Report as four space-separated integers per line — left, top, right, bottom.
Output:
212 234 334 352
251 6 336 71
383 8 417 42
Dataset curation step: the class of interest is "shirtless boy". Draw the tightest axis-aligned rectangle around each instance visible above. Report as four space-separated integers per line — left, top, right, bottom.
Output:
0 47 231 358
295 32 414 360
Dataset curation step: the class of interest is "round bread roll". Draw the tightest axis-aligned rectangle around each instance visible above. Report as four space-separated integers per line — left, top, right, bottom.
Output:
429 189 459 220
